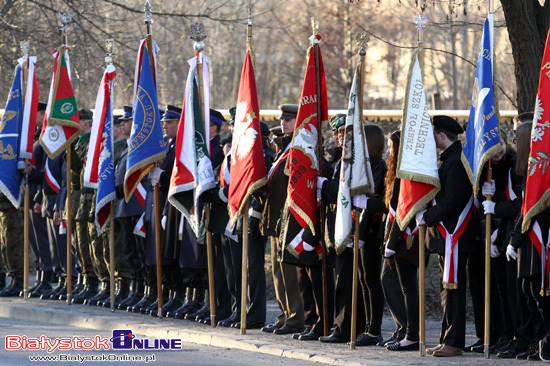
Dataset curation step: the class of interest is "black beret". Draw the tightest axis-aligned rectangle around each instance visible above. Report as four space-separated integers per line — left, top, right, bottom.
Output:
433 115 463 134
278 104 299 119
259 121 270 137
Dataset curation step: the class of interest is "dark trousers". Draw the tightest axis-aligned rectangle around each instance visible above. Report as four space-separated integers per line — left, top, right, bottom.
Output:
332 250 365 341
222 235 242 315
247 228 267 323
526 275 550 339
492 255 514 339
439 252 468 348
116 216 144 281
29 210 52 271
212 233 231 320
381 257 407 340
359 243 384 335
297 264 334 335
46 217 78 277
395 257 419 341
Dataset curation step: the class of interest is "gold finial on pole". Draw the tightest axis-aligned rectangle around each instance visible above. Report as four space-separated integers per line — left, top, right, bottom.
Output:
311 17 319 38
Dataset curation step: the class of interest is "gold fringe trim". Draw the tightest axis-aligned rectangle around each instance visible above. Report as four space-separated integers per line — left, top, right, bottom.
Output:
395 171 440 189
285 243 301 259
464 143 502 197
123 151 165 202
228 177 267 227
39 130 81 159
288 198 317 237
443 282 458 290
395 186 438 232
406 235 413 250
335 231 353 256
522 189 550 233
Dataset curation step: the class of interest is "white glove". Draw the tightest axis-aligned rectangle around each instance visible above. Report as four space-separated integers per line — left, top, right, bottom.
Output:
490 229 499 245
506 244 518 261
482 180 496 197
384 247 395 258
490 244 500 258
482 200 496 215
149 167 163 186
161 215 167 230
416 209 427 226
317 177 327 190
352 195 368 209
358 240 365 249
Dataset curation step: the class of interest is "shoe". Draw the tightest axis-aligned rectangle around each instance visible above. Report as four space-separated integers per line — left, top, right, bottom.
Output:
490 336 512 354
471 343 485 353
426 344 443 355
231 322 265 330
540 338 550 363
465 338 483 353
261 323 281 333
497 349 518 358
292 328 311 339
355 333 383 347
273 325 303 335
377 336 401 347
299 331 321 341
517 341 539 360
218 314 239 327
0 277 23 297
433 345 463 357
319 334 346 343
527 343 541 361
387 341 419 351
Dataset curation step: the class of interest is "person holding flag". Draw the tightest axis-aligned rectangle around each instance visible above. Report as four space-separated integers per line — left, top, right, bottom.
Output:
417 116 475 357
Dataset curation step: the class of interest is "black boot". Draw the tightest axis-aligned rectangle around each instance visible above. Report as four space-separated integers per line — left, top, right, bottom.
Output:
72 277 100 304
118 280 143 310
84 281 109 305
183 288 205 320
127 286 150 313
144 286 166 315
150 288 174 317
114 279 136 308
163 290 186 317
22 270 41 296
0 273 6 291
28 270 54 298
41 277 64 300
72 273 85 296
167 287 194 318
58 276 78 301
100 280 131 308
0 277 24 297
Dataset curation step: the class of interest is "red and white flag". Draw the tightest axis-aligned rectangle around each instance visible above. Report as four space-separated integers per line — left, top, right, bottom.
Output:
395 52 440 230
285 35 328 236
133 213 147 238
227 50 267 226
522 27 550 233
17 55 39 162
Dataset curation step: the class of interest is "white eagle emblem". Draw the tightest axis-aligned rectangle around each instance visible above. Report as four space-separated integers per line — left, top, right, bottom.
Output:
232 101 258 161
291 114 318 169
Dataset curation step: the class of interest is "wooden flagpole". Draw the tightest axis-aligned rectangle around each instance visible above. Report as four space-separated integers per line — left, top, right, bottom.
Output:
484 1 494 358
414 14 427 357
349 35 368 350
239 5 254 335
59 11 73 305
105 39 116 313
311 17 330 338
21 41 30 300
143 0 163 318
190 22 216 328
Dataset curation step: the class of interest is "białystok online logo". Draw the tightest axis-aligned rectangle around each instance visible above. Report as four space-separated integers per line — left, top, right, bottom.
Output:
5 329 182 352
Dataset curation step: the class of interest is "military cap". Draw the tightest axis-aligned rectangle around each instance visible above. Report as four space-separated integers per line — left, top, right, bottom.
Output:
278 104 299 120
161 105 182 121
37 101 47 112
260 121 270 137
119 106 133 122
331 115 346 131
210 109 226 125
433 115 463 135
270 125 284 137
220 132 232 146
228 106 236 125
78 109 93 121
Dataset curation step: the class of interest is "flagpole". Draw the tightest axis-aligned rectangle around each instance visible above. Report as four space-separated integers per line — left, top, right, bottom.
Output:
414 14 427 357
190 22 216 328
239 6 254 335
310 17 330 338
483 2 495 358
142 0 164 319
59 11 73 305
105 39 116 313
20 41 30 300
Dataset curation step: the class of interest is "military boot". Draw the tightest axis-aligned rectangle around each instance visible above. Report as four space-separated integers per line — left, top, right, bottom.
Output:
183 288 205 320
149 287 171 317
84 281 109 305
163 289 186 317
129 285 154 313
41 277 65 300
0 273 6 290
0 277 24 297
118 280 143 310
23 270 41 296
134 284 157 313
58 277 78 301
28 270 54 298
100 280 131 308
167 287 193 318
72 277 100 304
72 273 85 296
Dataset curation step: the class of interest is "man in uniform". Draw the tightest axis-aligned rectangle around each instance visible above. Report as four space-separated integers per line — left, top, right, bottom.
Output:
417 115 475 357
259 104 305 335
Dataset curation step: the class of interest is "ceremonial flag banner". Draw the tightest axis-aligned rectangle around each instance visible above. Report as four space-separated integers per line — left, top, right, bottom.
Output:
39 46 81 158
0 64 23 208
228 50 267 226
168 54 215 235
286 35 328 236
83 65 116 234
522 26 550 233
124 43 165 201
395 51 440 230
334 67 375 253
462 14 501 194
18 55 39 163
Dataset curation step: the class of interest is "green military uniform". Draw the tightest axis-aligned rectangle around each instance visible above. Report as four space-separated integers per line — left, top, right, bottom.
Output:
0 193 24 280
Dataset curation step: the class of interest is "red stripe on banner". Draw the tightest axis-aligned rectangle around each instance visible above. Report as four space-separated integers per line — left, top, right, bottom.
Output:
96 203 110 230
135 183 146 207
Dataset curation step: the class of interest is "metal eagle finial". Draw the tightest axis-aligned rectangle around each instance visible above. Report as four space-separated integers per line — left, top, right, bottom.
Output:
58 11 72 32
105 39 114 64
20 41 29 56
414 15 427 30
190 23 207 52
144 0 152 23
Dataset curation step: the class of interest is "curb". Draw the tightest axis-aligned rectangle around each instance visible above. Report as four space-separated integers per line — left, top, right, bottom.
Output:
0 302 408 366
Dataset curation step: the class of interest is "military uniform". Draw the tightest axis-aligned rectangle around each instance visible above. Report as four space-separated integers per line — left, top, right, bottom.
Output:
0 192 24 293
